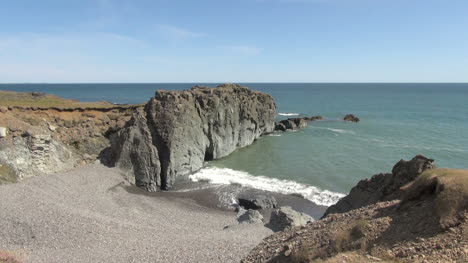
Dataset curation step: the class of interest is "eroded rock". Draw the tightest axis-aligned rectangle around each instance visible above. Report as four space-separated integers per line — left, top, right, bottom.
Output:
111 84 276 190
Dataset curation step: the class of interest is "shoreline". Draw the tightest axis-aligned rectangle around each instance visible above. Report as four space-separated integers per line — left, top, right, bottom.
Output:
0 164 274 263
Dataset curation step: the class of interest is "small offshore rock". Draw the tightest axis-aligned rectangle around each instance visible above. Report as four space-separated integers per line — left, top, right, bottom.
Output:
343 114 360 122
305 115 323 121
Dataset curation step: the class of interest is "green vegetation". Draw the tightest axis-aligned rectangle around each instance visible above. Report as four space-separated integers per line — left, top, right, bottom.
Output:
0 90 140 109
0 164 17 184
23 116 41 126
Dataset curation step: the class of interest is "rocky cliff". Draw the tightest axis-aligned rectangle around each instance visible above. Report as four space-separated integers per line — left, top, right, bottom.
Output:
110 84 276 191
0 93 135 181
243 157 468 263
323 155 435 217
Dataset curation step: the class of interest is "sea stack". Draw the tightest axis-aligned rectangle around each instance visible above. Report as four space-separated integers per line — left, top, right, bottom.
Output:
110 84 276 191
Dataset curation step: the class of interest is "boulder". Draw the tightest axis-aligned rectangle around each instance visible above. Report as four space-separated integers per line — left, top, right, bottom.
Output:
110 84 276 191
268 206 313 232
343 114 360 122
323 155 436 217
239 195 278 210
0 106 8 113
237 208 264 224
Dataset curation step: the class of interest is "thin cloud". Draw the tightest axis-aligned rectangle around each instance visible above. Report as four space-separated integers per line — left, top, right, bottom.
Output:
157 25 206 39
226 45 264 55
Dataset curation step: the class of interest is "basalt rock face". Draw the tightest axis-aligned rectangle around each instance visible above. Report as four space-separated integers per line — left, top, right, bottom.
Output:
323 155 436 217
110 108 161 191
112 84 276 190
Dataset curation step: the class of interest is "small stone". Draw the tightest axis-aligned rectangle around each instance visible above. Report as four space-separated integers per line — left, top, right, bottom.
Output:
48 123 57 132
366 255 382 261
0 106 8 113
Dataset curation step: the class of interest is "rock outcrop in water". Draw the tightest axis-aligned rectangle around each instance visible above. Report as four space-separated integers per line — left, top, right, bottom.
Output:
111 84 276 191
274 116 323 131
343 114 360 122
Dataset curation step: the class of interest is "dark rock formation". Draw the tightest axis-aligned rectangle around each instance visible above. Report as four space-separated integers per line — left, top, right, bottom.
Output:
239 195 278 210
343 114 360 122
323 155 436 217
305 115 323 121
290 118 308 129
274 122 286 131
111 84 276 190
277 119 297 130
273 116 322 132
268 206 313 232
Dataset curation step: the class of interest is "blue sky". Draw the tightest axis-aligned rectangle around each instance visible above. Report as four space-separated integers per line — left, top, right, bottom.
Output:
1 0 467 83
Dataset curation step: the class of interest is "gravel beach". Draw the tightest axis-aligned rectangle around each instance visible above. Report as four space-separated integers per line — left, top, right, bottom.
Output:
0 164 273 263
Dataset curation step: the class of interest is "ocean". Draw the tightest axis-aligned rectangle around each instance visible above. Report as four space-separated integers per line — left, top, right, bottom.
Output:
2 83 467 206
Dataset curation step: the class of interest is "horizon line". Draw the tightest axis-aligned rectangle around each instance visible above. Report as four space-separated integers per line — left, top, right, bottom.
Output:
0 82 467 85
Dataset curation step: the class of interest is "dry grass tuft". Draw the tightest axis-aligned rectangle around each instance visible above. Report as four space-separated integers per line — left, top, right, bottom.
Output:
0 164 17 184
402 168 468 228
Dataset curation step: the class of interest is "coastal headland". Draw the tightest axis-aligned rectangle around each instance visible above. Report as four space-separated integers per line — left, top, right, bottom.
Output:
0 85 467 263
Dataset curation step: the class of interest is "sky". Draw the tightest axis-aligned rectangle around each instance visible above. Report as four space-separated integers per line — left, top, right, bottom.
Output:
0 0 467 83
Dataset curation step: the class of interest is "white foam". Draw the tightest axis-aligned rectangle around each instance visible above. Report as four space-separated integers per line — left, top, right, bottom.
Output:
189 167 345 207
327 128 355 134
312 127 356 135
267 134 282 137
278 113 300 116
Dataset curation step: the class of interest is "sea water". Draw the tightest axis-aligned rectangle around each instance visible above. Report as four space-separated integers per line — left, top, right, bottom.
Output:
2 83 467 206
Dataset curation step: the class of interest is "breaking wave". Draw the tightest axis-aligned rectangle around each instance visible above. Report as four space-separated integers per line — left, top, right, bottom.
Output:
278 113 300 116
189 167 345 207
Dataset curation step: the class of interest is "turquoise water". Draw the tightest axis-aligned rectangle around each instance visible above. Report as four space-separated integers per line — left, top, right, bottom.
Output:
2 83 467 202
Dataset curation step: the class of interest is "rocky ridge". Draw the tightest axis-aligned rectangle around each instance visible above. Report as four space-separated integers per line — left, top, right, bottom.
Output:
242 156 468 263
323 154 436 217
110 84 276 191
